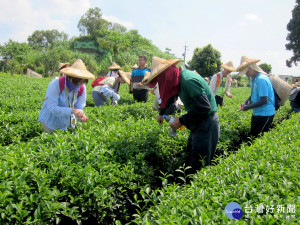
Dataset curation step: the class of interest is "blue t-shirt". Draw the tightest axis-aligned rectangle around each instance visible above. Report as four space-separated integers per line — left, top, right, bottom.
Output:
251 73 275 116
131 67 151 83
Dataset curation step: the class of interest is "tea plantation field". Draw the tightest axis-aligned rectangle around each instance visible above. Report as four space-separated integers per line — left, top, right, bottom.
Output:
0 73 299 224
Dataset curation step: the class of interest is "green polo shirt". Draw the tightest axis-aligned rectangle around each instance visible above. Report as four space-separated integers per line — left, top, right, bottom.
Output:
179 69 217 114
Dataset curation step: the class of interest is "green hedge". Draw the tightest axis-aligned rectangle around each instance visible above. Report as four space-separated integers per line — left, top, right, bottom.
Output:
0 73 296 224
133 113 300 224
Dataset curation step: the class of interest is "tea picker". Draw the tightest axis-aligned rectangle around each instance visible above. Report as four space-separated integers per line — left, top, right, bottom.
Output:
209 61 236 107
141 57 219 174
236 56 286 138
38 59 95 133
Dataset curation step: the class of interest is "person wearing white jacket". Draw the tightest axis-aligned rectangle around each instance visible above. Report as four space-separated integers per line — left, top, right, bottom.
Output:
209 61 236 106
38 59 95 132
92 71 130 106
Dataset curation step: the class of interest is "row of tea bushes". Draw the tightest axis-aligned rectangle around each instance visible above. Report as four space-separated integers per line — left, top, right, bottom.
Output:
0 73 296 224
133 112 300 224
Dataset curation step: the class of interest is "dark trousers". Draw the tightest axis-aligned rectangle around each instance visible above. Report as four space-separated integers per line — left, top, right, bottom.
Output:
215 95 224 107
185 113 220 174
133 89 148 102
250 115 274 138
290 101 300 113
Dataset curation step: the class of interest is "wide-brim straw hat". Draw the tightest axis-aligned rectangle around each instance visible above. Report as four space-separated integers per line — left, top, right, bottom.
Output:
118 70 131 85
238 63 265 76
60 59 95 80
142 57 181 84
236 56 260 71
109 62 121 70
292 81 300 87
132 64 138 69
221 61 236 72
143 71 151 83
268 74 292 106
58 62 70 71
236 56 261 76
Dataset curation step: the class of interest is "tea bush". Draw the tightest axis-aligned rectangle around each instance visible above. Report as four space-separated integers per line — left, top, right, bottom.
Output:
0 73 296 224
133 113 300 224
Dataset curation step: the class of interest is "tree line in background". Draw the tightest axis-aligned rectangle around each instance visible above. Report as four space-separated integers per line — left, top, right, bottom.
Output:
0 7 275 78
0 7 174 77
286 0 300 67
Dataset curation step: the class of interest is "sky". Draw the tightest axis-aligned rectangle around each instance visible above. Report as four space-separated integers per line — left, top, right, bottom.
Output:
0 0 299 75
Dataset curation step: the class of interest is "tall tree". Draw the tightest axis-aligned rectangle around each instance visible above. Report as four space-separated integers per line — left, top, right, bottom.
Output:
110 23 127 33
0 39 31 60
0 40 33 75
259 63 272 74
286 0 300 67
188 44 222 77
27 30 68 49
77 7 111 36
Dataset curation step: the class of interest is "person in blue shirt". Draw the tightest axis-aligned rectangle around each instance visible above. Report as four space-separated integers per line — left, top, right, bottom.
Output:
237 56 275 137
38 59 95 133
131 55 151 102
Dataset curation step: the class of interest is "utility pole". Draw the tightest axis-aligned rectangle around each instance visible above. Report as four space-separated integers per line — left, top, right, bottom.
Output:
182 42 189 65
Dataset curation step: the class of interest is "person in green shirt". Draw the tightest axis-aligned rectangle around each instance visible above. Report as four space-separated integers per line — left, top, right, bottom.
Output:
142 57 220 174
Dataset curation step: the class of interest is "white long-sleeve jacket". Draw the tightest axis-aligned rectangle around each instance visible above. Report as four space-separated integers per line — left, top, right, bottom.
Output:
209 71 232 97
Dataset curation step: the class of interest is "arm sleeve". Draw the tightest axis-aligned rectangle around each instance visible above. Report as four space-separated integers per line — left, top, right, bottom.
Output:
244 96 251 105
179 94 211 129
74 86 86 110
209 74 218 96
244 96 268 110
225 76 232 96
45 79 72 117
100 85 120 101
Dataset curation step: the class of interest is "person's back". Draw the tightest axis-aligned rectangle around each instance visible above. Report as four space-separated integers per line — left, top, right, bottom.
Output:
179 69 217 114
251 73 275 116
289 87 300 112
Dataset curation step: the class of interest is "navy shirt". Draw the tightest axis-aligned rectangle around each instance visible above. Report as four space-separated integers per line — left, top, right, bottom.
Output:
131 67 151 89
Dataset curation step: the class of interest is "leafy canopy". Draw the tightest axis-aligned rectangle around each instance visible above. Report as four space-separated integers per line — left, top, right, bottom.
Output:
27 30 68 49
286 0 300 67
77 7 127 37
259 63 272 74
188 44 222 77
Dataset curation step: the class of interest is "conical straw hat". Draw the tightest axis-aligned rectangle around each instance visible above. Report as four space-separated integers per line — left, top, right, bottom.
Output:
118 70 131 85
268 74 292 106
132 64 138 69
60 59 95 80
142 57 181 84
108 62 121 70
236 56 260 72
58 62 70 71
292 81 300 88
143 71 151 83
221 61 236 72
